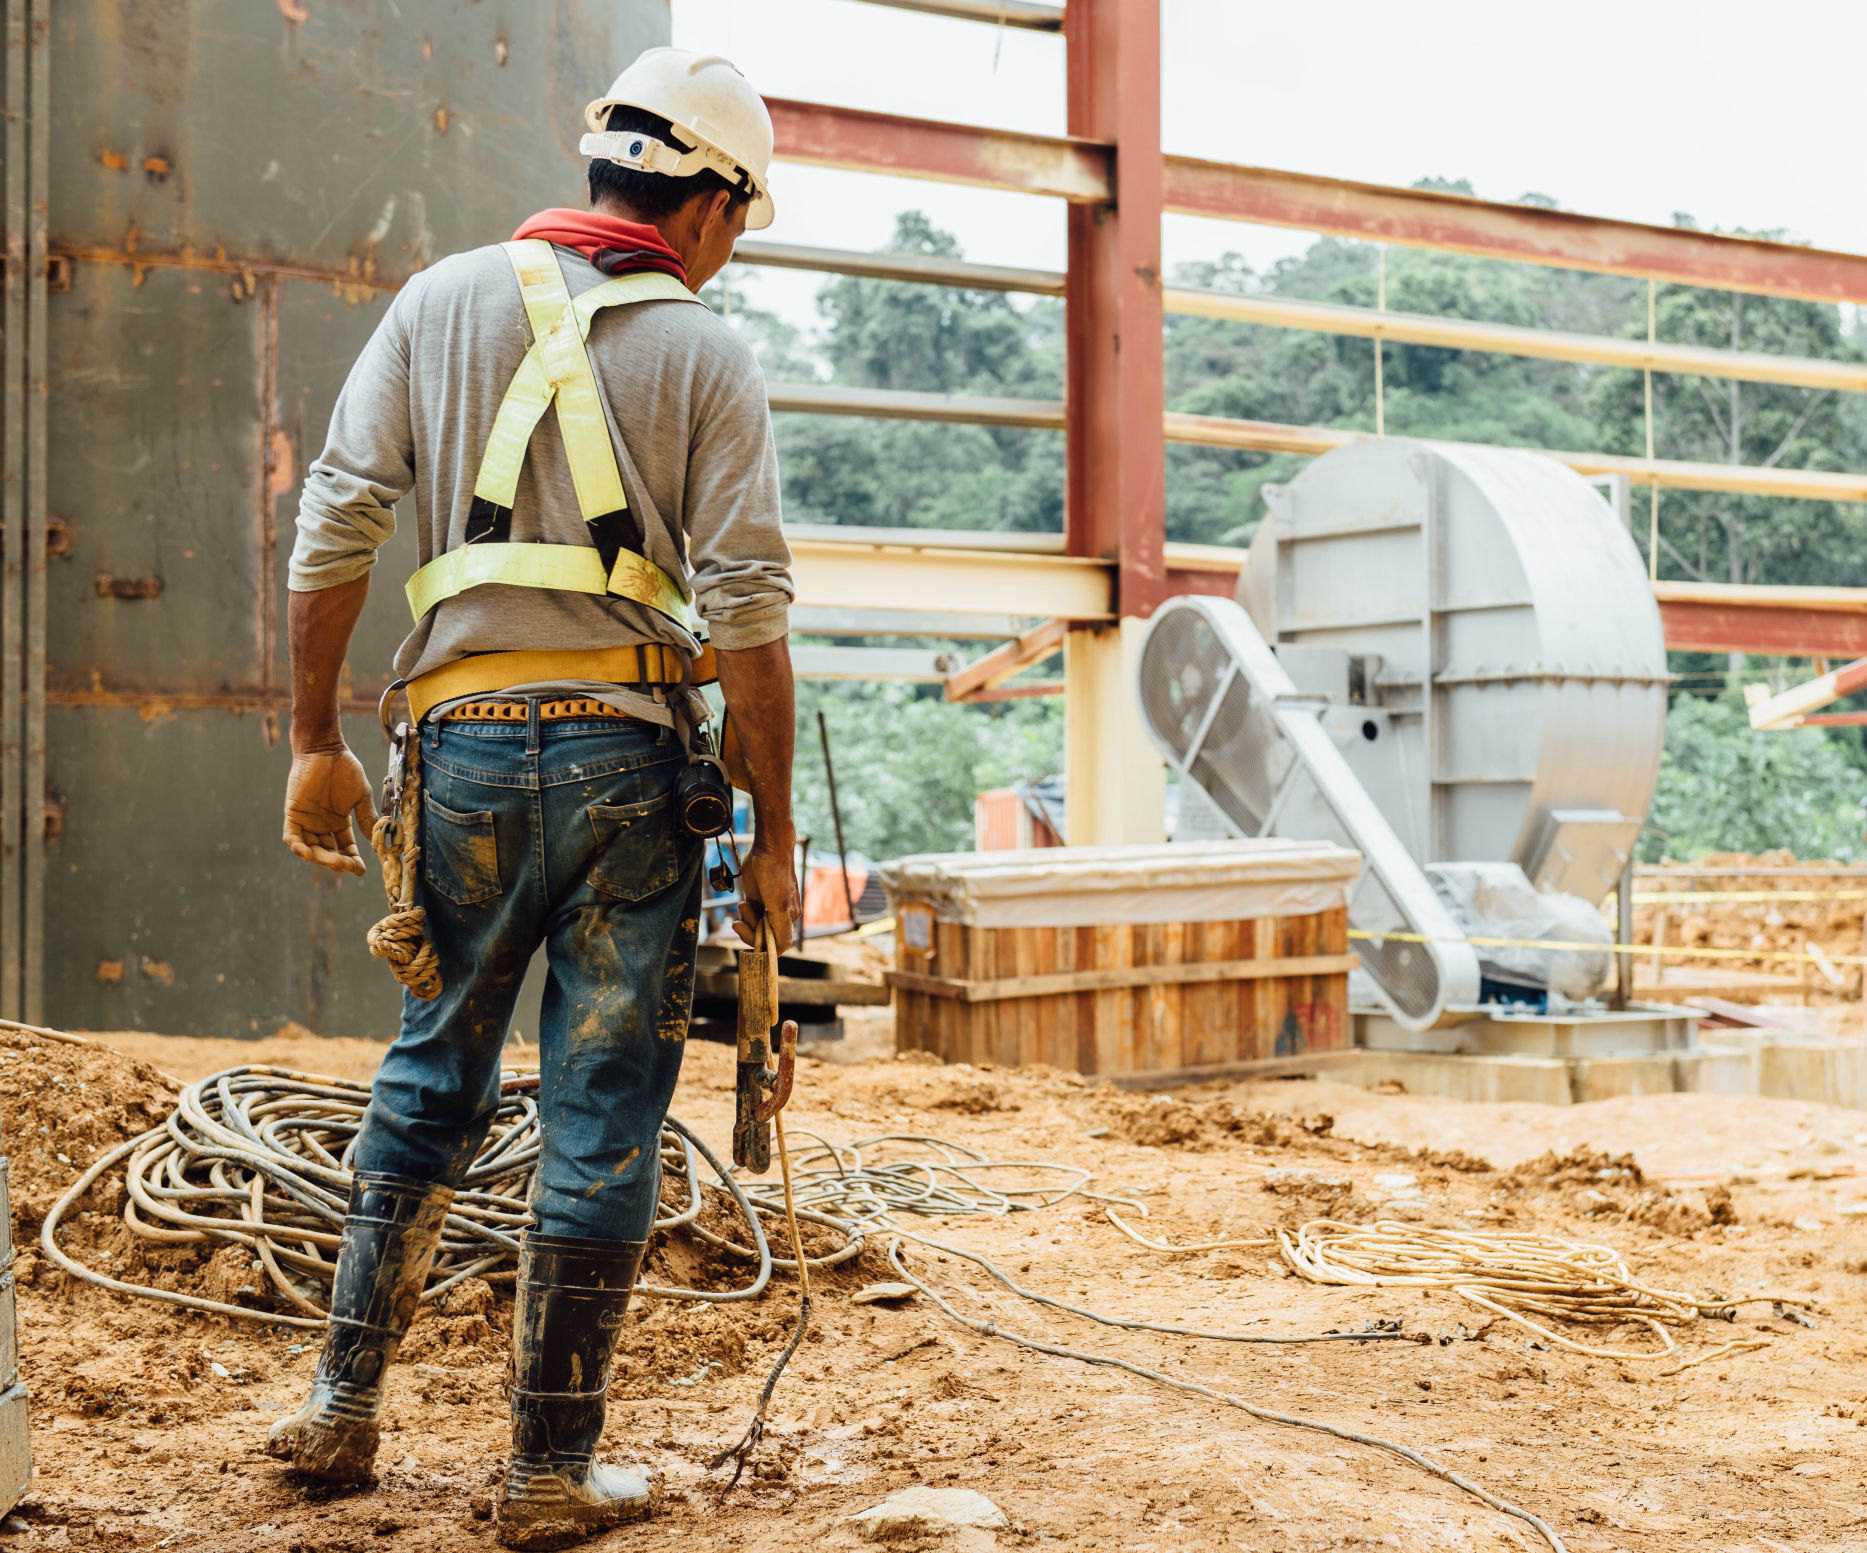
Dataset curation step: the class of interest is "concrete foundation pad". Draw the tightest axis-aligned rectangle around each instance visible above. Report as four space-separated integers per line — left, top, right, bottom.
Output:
1325 1039 1867 1108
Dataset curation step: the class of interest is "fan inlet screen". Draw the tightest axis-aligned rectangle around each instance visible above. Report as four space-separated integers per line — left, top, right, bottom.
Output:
1138 607 1228 760
1355 934 1441 1021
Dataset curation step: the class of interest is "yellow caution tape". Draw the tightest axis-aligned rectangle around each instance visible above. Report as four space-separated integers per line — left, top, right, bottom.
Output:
1348 928 1865 971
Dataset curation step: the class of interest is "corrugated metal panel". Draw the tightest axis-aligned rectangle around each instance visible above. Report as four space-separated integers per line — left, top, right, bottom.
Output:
31 0 669 1037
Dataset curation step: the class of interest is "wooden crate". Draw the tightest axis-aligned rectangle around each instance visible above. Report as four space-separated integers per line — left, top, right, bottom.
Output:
888 908 1351 1076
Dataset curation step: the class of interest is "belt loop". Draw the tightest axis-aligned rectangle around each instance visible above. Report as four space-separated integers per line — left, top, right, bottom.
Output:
634 644 647 688
525 696 542 756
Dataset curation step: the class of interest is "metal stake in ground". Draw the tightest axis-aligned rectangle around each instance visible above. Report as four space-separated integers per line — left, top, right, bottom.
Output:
817 709 858 933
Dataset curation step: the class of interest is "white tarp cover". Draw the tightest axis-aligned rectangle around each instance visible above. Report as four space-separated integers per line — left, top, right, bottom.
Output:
879 840 1361 929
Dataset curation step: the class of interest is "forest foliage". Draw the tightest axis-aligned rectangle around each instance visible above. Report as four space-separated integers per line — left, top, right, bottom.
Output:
713 198 1867 863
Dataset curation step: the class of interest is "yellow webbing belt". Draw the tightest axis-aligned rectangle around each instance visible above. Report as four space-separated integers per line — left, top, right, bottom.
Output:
405 542 690 625
405 641 721 722
405 241 701 628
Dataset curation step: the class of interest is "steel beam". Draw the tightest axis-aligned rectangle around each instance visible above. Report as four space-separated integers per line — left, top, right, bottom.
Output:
766 97 1110 202
768 384 1867 504
837 0 1064 30
790 606 1038 638
1655 581 1867 658
1064 0 1165 621
945 617 1067 701
789 645 960 681
762 97 1867 305
732 239 1066 296
767 381 1064 429
1162 157 1867 306
788 531 1113 620
1167 287 1867 395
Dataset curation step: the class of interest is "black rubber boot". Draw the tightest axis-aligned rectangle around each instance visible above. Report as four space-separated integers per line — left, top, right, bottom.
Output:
266 1173 454 1483
494 1234 653 1550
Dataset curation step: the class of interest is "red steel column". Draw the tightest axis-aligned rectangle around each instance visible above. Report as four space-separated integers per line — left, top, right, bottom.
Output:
1064 0 1165 618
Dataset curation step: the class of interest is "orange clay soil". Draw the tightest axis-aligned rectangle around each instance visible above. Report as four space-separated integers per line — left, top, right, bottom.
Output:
9 1024 1867 1550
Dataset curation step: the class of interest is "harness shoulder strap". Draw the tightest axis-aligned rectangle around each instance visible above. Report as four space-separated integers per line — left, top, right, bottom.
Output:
406 240 705 629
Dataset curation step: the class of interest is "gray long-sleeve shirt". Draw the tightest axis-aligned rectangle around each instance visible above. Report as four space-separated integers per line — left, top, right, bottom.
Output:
290 241 792 680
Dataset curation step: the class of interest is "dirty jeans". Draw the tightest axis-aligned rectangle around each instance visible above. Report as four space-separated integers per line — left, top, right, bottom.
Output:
351 713 701 1243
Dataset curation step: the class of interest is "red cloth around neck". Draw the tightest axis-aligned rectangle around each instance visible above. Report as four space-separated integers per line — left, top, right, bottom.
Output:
511 208 687 283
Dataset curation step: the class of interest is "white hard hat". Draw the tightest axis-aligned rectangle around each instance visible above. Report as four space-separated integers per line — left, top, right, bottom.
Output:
581 47 775 231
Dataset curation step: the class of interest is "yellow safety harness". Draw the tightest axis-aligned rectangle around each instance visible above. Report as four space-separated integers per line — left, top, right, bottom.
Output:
404 239 700 632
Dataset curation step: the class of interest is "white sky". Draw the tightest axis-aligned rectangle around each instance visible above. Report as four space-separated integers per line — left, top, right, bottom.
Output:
673 0 1867 333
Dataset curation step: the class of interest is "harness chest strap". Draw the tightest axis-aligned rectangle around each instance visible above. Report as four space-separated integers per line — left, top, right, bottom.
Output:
403 240 701 631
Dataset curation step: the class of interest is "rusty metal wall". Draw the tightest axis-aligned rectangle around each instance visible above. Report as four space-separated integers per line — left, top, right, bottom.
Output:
24 0 667 1036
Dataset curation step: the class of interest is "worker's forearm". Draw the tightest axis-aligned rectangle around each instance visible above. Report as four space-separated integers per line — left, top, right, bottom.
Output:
714 637 796 851
288 577 370 755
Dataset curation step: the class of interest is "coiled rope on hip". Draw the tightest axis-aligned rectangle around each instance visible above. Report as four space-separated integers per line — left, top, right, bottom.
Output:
367 735 441 1002
39 1065 862 1329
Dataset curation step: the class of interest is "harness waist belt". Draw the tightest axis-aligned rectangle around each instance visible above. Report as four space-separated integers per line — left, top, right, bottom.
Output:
405 645 688 722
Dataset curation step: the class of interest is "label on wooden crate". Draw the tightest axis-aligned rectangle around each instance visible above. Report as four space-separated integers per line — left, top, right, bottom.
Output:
0 1380 28 1520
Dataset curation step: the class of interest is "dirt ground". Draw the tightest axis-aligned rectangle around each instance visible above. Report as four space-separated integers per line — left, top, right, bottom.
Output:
8 1021 1867 1551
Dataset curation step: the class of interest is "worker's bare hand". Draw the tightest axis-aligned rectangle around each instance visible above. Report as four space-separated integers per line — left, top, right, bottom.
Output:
735 839 800 954
283 747 379 877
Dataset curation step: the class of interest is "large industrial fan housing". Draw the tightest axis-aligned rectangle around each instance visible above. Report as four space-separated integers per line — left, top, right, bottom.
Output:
1137 439 1669 1032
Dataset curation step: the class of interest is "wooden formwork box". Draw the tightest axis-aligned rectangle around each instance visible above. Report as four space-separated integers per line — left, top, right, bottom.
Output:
882 842 1361 1079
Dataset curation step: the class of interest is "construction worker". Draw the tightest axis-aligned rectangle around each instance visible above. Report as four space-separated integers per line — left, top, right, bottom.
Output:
269 47 799 1550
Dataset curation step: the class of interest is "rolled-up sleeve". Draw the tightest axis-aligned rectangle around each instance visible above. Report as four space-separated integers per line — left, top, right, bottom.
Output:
288 291 417 592
684 338 792 651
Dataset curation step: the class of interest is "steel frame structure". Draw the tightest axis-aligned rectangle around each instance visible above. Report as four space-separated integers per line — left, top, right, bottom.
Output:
758 0 1867 839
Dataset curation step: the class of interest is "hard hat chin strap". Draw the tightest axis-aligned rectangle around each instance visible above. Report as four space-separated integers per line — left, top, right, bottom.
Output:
578 129 753 196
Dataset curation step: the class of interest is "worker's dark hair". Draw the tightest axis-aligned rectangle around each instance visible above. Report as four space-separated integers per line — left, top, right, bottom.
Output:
587 104 754 219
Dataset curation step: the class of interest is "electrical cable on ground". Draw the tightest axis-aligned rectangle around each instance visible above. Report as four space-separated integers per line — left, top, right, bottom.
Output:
884 1237 1572 1553
1279 1219 1815 1362
38 1066 858 1326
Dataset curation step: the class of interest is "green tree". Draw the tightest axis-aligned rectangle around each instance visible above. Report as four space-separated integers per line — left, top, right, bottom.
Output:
1643 694 1866 862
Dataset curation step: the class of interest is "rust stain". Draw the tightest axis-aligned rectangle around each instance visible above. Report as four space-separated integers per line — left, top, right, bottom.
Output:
276 0 309 22
95 960 123 987
139 956 175 987
98 150 127 171
495 36 508 67
421 36 432 61
142 155 171 182
433 104 451 136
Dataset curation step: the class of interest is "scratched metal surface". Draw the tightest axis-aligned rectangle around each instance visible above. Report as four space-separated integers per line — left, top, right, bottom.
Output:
42 0 666 1037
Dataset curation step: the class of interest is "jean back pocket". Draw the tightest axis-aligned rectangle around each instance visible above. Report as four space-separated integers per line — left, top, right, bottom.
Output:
422 796 502 906
587 789 678 903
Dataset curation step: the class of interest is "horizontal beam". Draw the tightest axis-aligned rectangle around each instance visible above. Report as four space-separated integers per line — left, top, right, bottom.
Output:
1655 580 1867 658
763 101 1867 303
789 645 961 681
768 381 1065 429
837 0 1064 29
1167 287 1867 395
732 239 1067 296
790 605 1039 638
1161 157 1867 306
770 383 1867 504
767 98 1110 202
789 532 1113 619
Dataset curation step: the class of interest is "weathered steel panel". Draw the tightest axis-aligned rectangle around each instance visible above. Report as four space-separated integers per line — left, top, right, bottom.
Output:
39 0 670 1036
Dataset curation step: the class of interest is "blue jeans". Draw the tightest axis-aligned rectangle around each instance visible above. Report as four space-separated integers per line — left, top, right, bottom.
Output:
351 713 702 1243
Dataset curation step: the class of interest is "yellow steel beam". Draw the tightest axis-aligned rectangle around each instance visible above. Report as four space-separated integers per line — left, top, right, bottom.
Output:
788 533 1114 620
1165 288 1867 396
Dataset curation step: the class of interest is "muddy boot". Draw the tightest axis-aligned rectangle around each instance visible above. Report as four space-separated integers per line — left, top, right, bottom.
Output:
266 1173 454 1483
494 1234 652 1551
